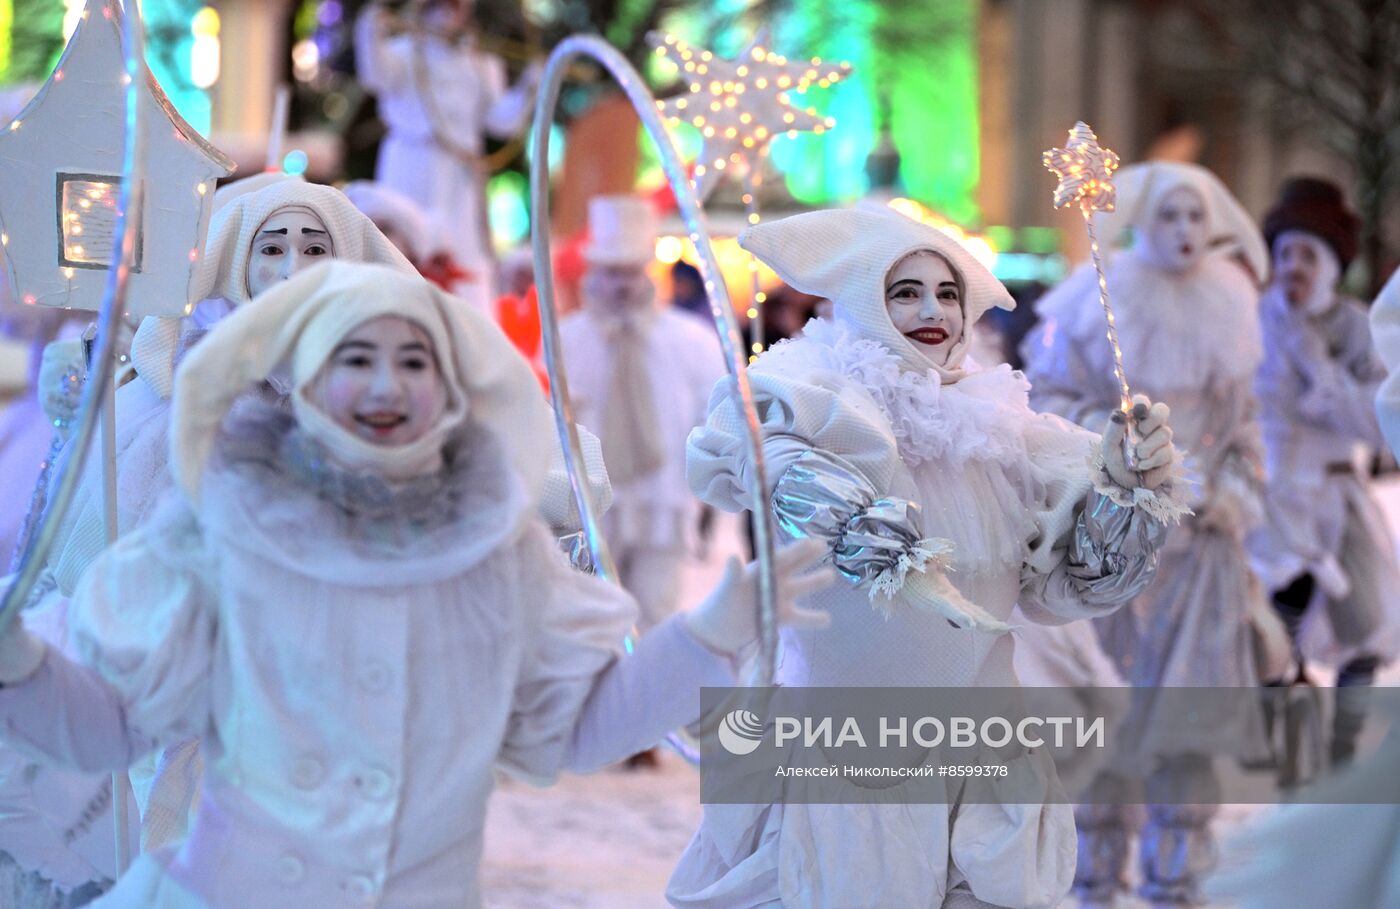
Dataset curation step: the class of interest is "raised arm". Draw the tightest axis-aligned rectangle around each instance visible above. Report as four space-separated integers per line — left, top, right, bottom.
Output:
688 355 1007 632
1019 409 1183 625
0 506 216 773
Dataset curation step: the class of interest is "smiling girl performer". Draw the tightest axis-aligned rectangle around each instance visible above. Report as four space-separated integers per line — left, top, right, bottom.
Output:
669 208 1184 909
1021 161 1270 909
19 179 606 861
0 181 422 894
0 261 832 908
45 179 416 600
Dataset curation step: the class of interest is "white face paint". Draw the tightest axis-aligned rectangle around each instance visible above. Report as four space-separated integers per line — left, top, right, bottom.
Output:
884 251 964 367
1272 229 1340 315
1143 186 1208 273
246 207 335 299
310 316 449 447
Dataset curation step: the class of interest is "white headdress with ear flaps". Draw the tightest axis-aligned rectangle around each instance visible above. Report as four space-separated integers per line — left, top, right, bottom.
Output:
739 208 1015 384
1095 161 1270 283
129 180 418 399
170 261 554 505
192 180 416 307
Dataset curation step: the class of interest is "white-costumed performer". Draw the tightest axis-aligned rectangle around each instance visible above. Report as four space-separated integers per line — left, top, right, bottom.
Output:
1202 259 1400 909
0 178 419 906
0 261 834 908
1249 176 1400 769
354 0 540 309
45 178 417 603
1021 161 1270 908
559 195 726 629
667 209 1185 909
16 177 611 864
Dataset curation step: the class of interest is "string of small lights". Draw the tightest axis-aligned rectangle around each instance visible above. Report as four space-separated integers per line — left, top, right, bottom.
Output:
649 31 851 358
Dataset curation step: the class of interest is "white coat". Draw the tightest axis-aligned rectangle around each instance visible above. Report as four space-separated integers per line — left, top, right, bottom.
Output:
671 318 1169 909
0 411 733 908
354 10 534 308
1251 287 1400 663
559 307 726 551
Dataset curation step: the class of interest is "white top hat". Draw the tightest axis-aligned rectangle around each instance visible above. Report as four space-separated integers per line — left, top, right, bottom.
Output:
583 195 657 267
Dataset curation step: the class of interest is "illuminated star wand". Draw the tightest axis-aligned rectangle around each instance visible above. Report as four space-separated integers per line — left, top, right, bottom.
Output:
1042 121 1144 465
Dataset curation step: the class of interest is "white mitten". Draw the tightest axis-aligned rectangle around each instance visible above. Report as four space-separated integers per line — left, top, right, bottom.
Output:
0 623 44 686
518 59 545 92
902 567 1011 633
1297 371 1345 423
682 538 834 656
38 338 87 442
1101 394 1177 490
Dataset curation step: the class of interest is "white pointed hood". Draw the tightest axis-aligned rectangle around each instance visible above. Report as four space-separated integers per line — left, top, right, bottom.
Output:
739 208 1015 383
1096 161 1269 283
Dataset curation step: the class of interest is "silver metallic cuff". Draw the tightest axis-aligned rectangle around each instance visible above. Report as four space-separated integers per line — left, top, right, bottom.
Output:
772 449 946 592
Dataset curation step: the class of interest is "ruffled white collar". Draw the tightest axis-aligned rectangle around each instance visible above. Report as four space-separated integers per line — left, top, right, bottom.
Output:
1037 249 1263 391
792 318 1034 469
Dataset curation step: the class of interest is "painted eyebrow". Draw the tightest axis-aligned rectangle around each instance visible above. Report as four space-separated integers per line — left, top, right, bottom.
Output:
398 341 430 353
257 228 288 236
938 281 959 289
886 278 923 292
301 228 329 236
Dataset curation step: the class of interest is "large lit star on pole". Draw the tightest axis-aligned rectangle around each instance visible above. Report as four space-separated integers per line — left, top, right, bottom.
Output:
648 31 852 201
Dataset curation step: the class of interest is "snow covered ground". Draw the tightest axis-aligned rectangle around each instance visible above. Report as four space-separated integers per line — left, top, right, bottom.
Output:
481 502 1400 909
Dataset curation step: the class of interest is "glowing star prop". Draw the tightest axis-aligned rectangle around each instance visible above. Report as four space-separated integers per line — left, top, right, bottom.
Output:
649 31 851 202
0 0 234 320
1043 121 1136 423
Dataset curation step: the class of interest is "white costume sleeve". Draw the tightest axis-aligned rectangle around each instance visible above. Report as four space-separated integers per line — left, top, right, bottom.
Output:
687 360 905 514
1019 413 1174 624
498 524 735 782
1371 269 1400 456
1210 375 1269 534
0 503 217 772
482 54 533 139
353 7 410 94
1021 268 1120 431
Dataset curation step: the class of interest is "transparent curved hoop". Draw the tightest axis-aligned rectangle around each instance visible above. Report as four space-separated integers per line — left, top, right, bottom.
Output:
0 6 147 634
528 36 780 685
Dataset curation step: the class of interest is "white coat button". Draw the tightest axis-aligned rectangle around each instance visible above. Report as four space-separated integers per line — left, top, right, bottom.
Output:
344 874 376 902
275 852 306 885
357 766 393 800
359 659 391 693
291 755 323 789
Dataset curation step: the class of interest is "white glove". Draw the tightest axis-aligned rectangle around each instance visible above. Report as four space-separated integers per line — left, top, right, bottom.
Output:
37 338 87 442
0 622 44 686
1101 394 1177 490
902 566 1010 633
1297 369 1346 422
517 59 545 93
682 538 834 656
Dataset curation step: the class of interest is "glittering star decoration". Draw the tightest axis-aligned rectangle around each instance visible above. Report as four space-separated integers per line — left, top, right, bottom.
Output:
1042 121 1136 422
648 31 852 200
1042 121 1120 213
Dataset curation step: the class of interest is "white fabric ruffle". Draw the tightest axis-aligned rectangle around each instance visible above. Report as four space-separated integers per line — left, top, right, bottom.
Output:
1034 249 1263 393
785 318 1034 470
